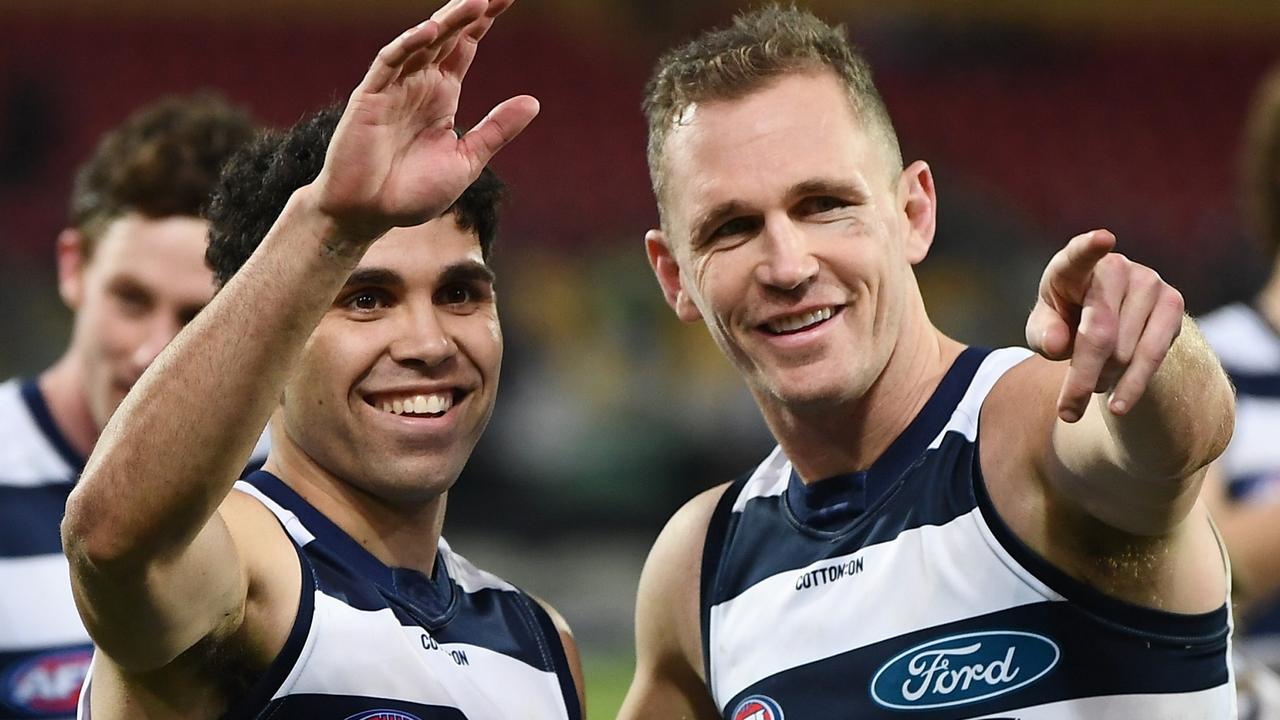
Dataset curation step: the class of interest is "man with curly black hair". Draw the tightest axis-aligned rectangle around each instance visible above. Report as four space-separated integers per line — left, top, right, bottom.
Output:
0 93 259 719
61 1 584 718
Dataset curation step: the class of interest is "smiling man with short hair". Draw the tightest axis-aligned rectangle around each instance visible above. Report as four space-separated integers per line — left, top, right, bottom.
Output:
0 94 261 720
621 6 1237 719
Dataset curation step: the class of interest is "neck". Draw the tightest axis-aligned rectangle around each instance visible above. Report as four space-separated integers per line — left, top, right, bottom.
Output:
37 353 98 459
264 416 446 575
761 324 963 484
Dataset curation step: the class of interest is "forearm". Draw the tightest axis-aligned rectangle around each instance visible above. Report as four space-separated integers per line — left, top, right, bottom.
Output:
64 185 372 568
1097 316 1234 479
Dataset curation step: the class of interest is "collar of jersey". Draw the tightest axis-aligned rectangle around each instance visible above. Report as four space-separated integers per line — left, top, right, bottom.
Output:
785 346 991 533
247 470 457 626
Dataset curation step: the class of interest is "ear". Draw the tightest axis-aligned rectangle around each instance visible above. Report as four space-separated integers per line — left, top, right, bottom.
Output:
56 228 88 310
898 160 937 265
645 229 702 323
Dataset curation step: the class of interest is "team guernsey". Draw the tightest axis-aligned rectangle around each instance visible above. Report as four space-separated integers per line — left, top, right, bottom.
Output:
1200 302 1280 650
700 347 1234 719
77 470 580 719
0 378 268 720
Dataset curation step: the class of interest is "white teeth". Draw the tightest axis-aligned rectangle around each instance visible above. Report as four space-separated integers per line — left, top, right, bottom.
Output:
766 307 833 334
378 393 454 417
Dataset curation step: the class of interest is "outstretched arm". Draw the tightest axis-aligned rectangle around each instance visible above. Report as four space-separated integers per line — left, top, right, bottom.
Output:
1021 229 1234 536
62 0 537 674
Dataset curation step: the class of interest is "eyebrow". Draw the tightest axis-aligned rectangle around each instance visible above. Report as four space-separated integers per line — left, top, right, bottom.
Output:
437 261 496 288
689 177 870 243
341 267 405 291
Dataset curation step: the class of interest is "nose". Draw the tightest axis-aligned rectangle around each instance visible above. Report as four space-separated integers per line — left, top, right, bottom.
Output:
388 304 456 368
755 215 819 291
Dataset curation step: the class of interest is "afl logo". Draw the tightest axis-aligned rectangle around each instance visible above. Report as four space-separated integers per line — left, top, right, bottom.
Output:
2 647 92 714
731 694 785 720
344 712 423 720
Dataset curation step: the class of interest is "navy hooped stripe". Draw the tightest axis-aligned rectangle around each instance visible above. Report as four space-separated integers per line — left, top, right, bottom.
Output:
719 600 1230 719
0 482 75 558
19 380 84 473
1229 370 1280 398
708 432 981 608
220 541 315 720
255 693 468 718
241 470 570 674
971 454 1229 644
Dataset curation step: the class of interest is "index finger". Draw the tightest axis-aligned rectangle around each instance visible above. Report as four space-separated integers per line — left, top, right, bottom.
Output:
359 0 486 94
440 0 519 79
1043 229 1117 298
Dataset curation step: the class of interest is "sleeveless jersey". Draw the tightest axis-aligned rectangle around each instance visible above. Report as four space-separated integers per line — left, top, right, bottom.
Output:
0 380 91 719
1200 303 1280 647
77 470 580 719
700 347 1234 719
0 377 268 720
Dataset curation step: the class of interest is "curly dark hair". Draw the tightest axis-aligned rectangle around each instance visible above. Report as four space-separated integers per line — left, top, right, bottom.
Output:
205 104 506 288
69 93 257 255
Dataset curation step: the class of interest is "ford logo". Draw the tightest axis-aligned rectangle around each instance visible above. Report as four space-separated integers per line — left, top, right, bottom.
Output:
870 630 1059 710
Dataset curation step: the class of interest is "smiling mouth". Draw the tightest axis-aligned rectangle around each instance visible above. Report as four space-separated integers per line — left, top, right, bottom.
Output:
364 390 463 418
762 306 841 335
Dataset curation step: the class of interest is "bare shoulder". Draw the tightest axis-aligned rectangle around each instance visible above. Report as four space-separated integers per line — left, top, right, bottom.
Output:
82 490 302 718
642 482 734 636
618 483 732 720
528 595 586 714
217 489 303 671
978 354 1226 614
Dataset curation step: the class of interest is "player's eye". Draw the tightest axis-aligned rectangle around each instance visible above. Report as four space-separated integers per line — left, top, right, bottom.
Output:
345 289 391 312
800 196 848 215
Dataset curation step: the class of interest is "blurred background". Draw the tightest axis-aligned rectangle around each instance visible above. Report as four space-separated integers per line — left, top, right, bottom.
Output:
1 0 1277 715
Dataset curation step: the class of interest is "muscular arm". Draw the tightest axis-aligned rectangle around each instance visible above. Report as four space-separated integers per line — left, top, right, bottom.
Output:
61 0 537 674
618 486 726 720
1021 231 1233 537
1048 316 1233 535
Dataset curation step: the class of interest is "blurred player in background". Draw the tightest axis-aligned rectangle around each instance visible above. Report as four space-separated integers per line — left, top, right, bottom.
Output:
621 6 1236 718
1199 63 1280 717
60 1 583 717
0 94 261 719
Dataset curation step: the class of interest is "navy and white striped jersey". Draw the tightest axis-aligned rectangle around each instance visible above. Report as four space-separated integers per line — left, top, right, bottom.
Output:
0 379 91 719
0 377 269 720
700 348 1234 719
1200 303 1280 645
83 470 580 719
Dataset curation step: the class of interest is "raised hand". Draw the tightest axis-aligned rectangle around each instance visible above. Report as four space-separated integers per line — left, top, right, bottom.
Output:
313 0 539 241
1025 229 1185 423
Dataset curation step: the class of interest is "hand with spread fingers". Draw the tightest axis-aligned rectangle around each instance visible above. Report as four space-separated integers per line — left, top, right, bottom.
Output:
1025 229 1186 424
314 0 539 241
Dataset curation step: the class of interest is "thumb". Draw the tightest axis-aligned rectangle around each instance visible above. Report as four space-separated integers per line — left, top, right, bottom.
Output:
460 94 540 174
1026 300 1074 360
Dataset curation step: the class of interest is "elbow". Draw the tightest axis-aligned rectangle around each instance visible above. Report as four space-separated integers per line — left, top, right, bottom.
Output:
62 480 140 574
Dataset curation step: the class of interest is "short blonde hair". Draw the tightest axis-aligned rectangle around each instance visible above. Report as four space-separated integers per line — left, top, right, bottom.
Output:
643 4 902 224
